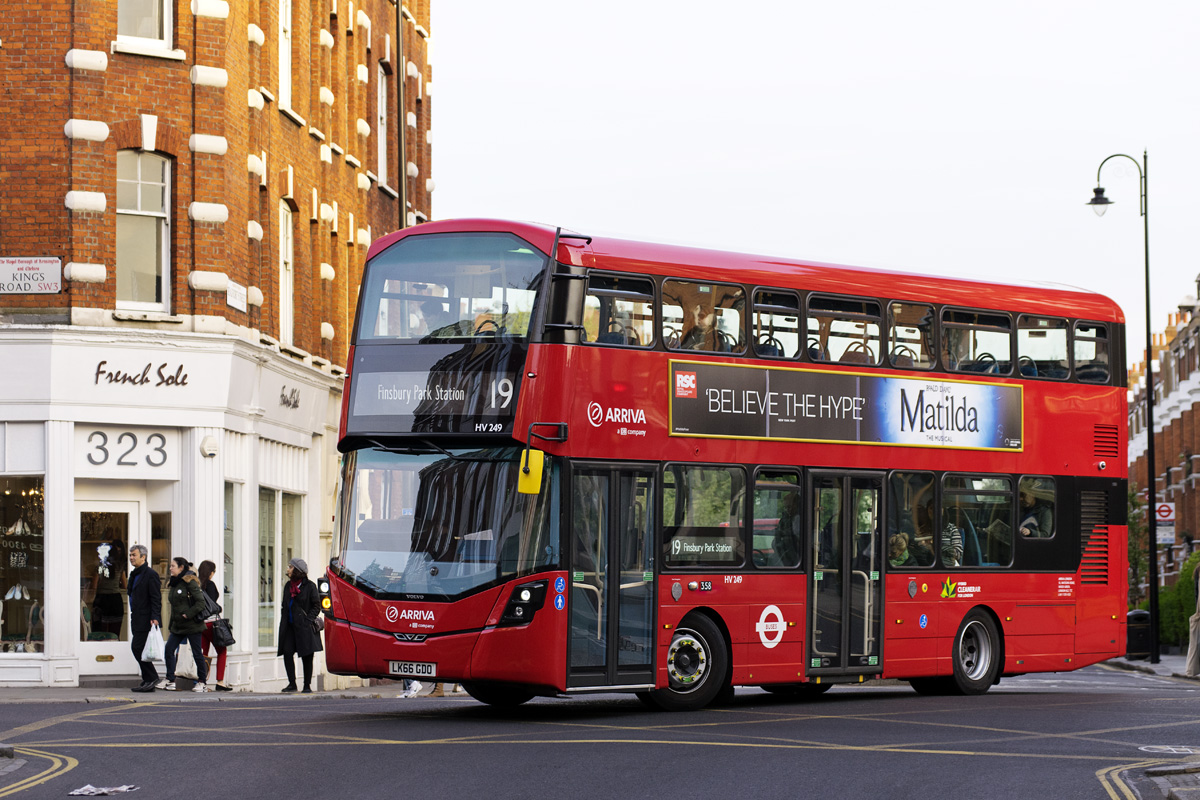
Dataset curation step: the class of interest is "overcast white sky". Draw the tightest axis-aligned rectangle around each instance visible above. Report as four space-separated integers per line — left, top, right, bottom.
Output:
430 2 1200 368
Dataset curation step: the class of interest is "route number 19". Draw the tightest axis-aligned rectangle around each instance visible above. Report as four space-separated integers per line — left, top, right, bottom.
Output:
489 378 514 409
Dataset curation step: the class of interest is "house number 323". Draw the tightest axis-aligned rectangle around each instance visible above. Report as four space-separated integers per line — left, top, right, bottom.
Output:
85 431 169 467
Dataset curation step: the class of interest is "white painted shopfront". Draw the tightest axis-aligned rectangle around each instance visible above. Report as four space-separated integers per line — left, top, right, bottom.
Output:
0 326 345 689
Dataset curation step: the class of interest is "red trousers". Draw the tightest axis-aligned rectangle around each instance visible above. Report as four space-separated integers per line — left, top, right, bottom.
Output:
201 622 227 682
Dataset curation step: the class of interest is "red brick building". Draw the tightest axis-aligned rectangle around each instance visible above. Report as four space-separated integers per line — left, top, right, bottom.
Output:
1128 289 1200 593
0 0 432 689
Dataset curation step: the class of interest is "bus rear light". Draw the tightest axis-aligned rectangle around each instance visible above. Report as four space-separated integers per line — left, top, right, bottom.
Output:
499 580 548 627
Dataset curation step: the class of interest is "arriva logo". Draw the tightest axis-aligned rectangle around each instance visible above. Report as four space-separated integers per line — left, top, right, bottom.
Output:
587 402 647 427
386 606 435 622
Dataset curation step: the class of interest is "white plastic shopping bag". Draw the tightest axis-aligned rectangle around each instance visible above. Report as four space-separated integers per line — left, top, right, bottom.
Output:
141 626 165 663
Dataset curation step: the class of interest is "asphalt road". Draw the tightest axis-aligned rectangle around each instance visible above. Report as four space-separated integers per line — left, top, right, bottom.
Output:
2 664 1198 799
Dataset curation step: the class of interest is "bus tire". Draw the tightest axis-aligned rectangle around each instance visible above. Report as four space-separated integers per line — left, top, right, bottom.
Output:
642 614 728 712
951 609 1001 695
460 682 534 708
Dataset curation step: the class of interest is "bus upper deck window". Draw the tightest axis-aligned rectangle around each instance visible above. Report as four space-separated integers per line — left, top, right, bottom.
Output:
808 295 881 365
1017 316 1069 379
1073 322 1110 383
887 302 934 369
941 309 1012 375
359 232 546 342
583 274 655 347
663 280 745 354
752 290 801 359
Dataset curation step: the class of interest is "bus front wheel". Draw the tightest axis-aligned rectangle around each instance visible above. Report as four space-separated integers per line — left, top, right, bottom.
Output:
951 610 1001 695
639 614 728 712
461 682 534 708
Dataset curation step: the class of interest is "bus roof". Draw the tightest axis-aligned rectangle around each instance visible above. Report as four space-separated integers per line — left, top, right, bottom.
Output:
367 218 1124 324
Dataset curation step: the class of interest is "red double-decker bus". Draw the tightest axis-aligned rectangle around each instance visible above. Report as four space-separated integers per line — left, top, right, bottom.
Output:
321 218 1127 710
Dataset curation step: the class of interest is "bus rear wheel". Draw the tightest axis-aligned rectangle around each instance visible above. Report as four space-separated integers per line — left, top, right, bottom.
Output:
951 610 1001 695
640 614 728 712
461 682 534 708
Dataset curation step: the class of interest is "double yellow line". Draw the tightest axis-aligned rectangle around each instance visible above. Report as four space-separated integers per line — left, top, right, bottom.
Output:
0 748 78 798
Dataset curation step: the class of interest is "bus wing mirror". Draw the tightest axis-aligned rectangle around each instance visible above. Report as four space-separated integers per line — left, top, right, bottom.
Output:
517 422 567 495
518 449 545 495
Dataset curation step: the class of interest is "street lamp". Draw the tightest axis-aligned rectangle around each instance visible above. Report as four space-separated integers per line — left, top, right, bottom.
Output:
1088 150 1157 664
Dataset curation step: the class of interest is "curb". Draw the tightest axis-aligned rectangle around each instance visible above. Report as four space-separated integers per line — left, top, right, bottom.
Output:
0 744 13 759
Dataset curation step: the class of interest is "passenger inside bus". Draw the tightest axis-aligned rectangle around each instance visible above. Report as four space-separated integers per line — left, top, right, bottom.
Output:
888 532 917 568
680 303 729 352
772 493 802 567
1019 478 1055 538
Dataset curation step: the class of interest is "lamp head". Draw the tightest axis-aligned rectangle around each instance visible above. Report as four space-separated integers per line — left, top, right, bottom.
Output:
1088 186 1112 217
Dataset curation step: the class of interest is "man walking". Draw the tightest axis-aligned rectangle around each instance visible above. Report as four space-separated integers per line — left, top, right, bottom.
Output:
128 544 162 692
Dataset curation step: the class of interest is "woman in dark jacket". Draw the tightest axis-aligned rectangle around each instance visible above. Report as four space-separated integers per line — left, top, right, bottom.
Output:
278 557 322 693
164 557 209 692
198 559 231 691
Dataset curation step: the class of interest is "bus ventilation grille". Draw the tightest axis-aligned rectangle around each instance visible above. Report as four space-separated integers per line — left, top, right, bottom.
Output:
1079 489 1110 584
1093 425 1120 458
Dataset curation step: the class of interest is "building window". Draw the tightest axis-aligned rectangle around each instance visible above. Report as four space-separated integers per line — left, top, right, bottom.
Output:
278 0 293 111
377 64 389 185
1 478 44 653
223 483 238 627
258 488 276 648
279 202 294 345
116 150 170 312
117 0 170 48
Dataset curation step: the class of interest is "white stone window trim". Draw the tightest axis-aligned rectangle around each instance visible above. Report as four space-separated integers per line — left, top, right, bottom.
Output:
111 39 186 61
280 107 307 128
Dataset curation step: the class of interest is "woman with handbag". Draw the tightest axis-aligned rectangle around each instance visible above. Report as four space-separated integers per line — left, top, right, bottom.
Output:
198 560 232 692
163 557 209 692
278 557 322 694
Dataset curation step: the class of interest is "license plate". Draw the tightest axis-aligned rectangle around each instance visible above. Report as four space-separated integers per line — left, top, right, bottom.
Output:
389 660 437 678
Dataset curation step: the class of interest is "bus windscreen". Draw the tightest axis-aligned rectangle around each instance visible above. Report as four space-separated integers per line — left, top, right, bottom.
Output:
336 447 558 600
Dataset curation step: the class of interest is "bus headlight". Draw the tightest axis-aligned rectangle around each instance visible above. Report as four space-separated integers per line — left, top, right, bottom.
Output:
499 580 548 627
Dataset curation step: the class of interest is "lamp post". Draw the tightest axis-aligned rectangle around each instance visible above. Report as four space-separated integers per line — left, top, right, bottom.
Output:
1087 150 1157 664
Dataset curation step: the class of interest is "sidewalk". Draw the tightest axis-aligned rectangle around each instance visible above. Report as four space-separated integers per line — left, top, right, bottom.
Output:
0 680 468 705
1105 652 1200 681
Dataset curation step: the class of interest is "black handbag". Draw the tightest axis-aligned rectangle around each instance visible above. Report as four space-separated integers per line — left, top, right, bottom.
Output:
211 617 236 648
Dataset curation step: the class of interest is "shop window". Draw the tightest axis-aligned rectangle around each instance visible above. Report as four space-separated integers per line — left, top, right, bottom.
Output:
1 478 44 653
80 512 130 643
224 483 237 626
259 488 276 648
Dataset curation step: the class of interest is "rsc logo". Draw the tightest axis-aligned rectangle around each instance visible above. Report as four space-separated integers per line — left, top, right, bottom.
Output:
675 371 697 399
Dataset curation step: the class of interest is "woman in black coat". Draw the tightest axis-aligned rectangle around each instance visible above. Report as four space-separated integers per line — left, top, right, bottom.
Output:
278 557 323 693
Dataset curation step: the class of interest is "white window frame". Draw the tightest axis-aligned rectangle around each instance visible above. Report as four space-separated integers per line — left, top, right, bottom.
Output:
279 201 295 345
116 150 171 313
116 0 173 51
279 0 293 111
377 64 388 186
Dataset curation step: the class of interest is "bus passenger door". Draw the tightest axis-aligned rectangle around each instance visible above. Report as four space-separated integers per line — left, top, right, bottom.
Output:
568 465 656 690
808 472 884 678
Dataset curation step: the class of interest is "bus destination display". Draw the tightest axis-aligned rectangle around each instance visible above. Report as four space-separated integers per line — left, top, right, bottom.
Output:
670 360 1022 451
